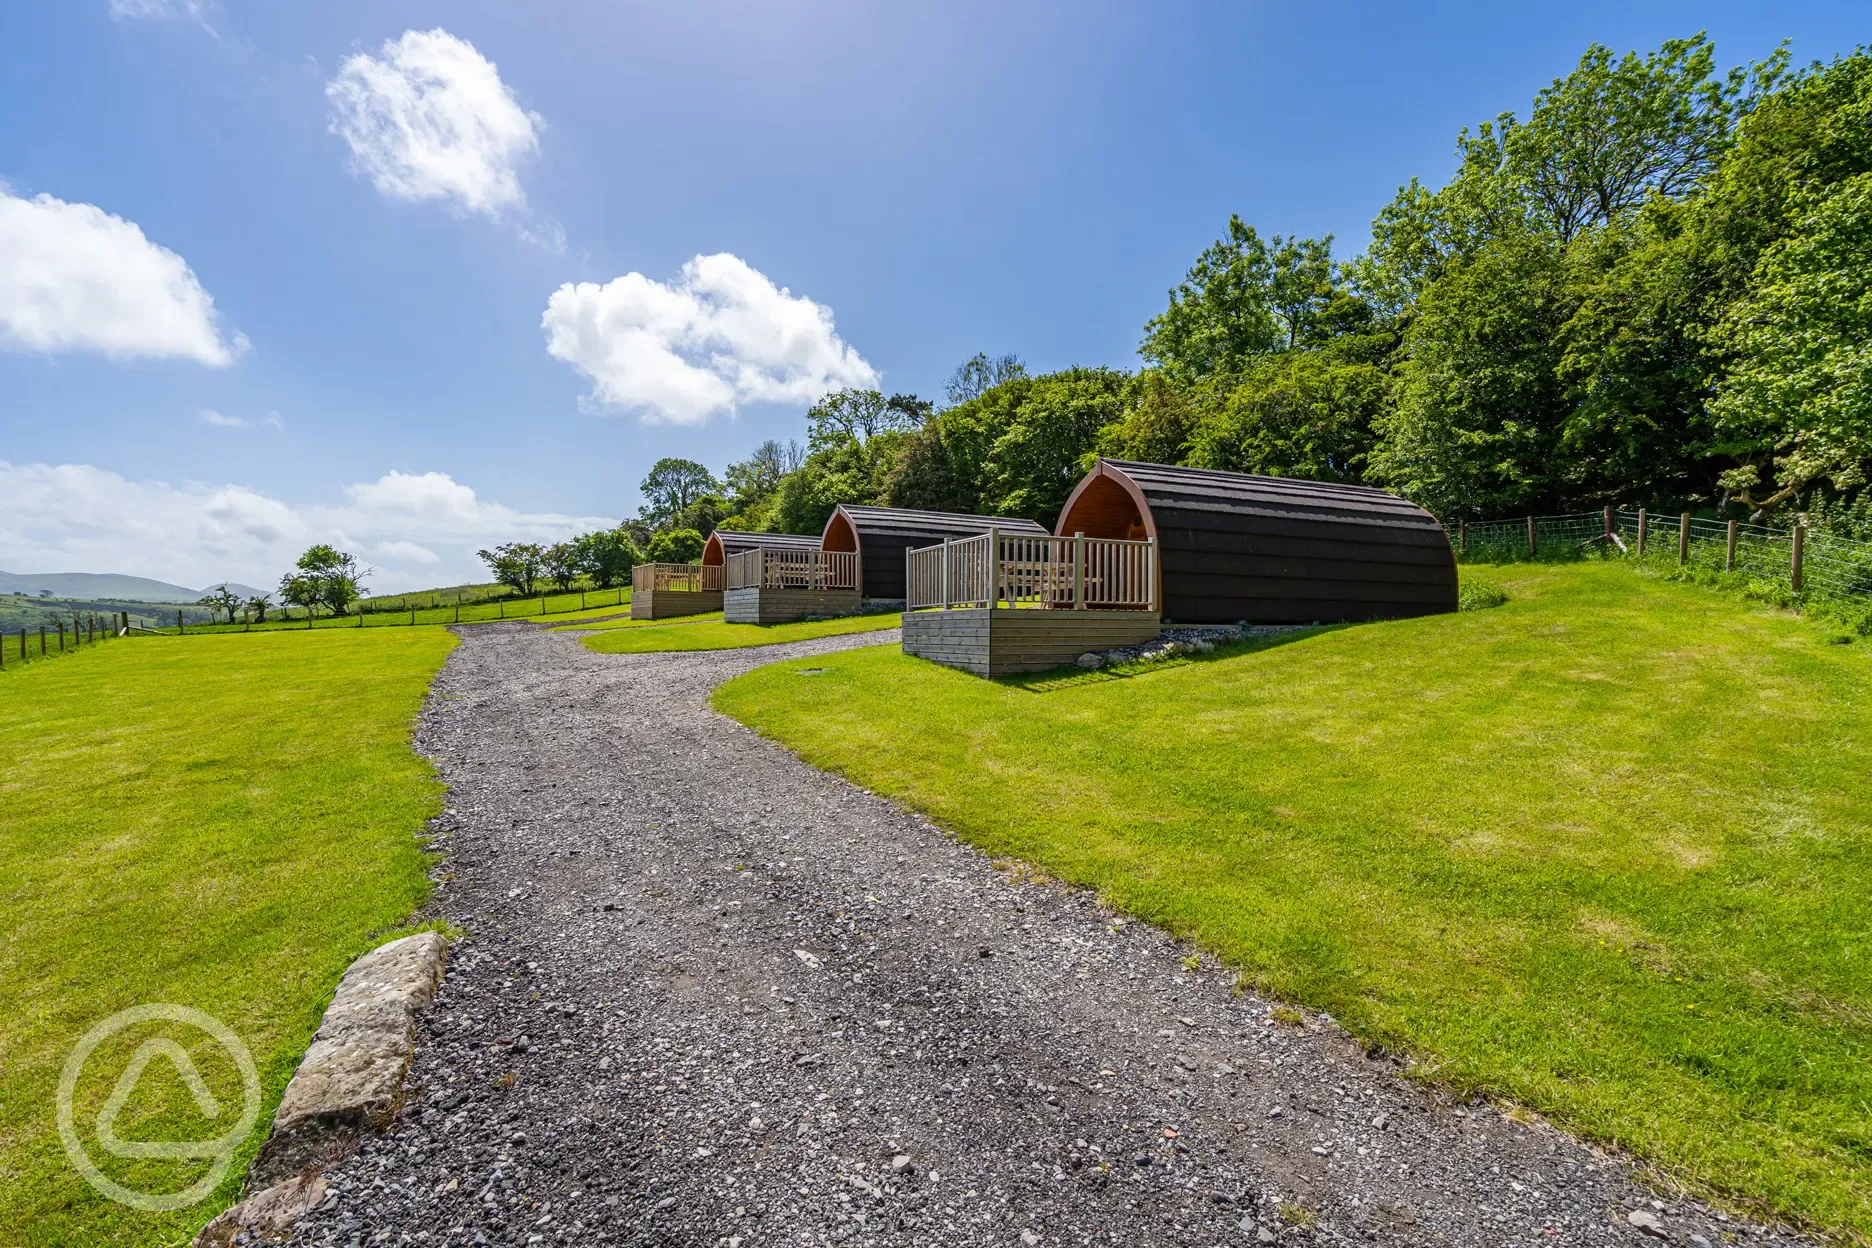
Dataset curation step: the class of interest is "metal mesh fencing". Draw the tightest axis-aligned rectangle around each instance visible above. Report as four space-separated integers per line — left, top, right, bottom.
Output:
1456 507 1872 617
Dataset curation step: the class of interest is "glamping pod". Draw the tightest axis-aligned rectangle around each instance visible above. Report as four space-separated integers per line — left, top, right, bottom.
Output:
700 529 822 567
707 529 861 624
1056 459 1458 624
822 505 1048 603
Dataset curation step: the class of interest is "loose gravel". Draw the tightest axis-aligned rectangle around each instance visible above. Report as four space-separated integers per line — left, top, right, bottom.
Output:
283 622 1807 1248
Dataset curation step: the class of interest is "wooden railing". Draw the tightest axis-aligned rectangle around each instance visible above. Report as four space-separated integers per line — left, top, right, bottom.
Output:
906 530 1157 612
632 562 724 593
724 548 859 591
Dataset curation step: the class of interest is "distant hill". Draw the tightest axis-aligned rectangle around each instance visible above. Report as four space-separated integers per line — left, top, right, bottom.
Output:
0 571 266 603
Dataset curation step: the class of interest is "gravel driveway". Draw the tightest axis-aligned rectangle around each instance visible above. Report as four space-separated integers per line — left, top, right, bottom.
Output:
283 622 1803 1248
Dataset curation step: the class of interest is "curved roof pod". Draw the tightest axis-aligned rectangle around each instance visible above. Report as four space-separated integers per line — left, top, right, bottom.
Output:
700 529 822 567
1056 459 1457 624
823 504 1049 600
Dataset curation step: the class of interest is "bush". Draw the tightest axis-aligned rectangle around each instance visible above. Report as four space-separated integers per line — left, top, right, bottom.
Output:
1458 580 1509 611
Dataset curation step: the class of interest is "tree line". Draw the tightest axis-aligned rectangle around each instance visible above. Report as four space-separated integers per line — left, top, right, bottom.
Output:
616 35 1871 558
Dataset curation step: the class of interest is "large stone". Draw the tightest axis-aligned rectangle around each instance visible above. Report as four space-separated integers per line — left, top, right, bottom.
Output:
192 1172 329 1247
249 931 447 1186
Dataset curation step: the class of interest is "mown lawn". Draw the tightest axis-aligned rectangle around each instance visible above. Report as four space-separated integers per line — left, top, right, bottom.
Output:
580 611 900 653
714 563 1872 1238
0 628 454 1246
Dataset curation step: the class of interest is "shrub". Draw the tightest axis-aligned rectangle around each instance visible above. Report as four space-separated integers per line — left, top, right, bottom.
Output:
1458 580 1509 611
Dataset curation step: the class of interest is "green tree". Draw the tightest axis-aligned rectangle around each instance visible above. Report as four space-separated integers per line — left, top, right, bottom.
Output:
944 353 1027 407
1188 352 1384 484
646 528 705 563
1372 233 1575 518
542 541 582 592
197 585 242 624
477 542 544 597
246 594 272 623
574 528 639 589
1714 172 1872 508
638 458 720 527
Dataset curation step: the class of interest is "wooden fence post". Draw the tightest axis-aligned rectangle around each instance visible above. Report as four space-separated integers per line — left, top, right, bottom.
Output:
1458 520 1466 555
1726 520 1738 572
1603 506 1614 541
1792 516 1806 592
1679 513 1690 564
40 626 48 655
940 537 950 610
1073 532 1086 610
987 527 1001 608
1527 515 1537 558
177 609 184 634
1636 509 1647 557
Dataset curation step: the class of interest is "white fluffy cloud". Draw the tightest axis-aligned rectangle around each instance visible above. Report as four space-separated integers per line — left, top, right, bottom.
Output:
542 253 879 425
0 463 611 595
327 29 542 220
0 188 241 365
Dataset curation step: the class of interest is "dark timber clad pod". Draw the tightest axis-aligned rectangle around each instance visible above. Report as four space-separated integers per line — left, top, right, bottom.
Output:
700 529 822 569
822 504 1049 601
1055 459 1457 624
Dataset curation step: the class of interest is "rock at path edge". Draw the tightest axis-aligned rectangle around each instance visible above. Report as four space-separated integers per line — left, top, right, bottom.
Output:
248 931 447 1188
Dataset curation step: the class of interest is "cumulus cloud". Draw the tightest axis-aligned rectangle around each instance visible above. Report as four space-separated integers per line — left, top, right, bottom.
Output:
542 253 879 425
0 188 242 365
327 29 542 221
0 462 611 594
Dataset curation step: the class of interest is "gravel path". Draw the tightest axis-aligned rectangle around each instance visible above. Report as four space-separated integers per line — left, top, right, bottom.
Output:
284 622 1803 1248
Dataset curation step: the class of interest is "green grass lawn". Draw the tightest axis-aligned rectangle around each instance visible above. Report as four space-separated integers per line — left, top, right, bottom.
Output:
580 611 900 653
0 628 454 1246
169 586 631 634
714 563 1872 1239
552 610 723 633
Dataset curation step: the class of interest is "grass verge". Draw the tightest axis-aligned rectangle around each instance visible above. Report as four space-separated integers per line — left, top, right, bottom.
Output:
581 611 900 653
552 611 723 633
0 629 454 1246
714 562 1872 1238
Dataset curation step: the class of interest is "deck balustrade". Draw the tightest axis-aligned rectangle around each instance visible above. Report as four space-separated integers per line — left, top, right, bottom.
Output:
632 562 724 593
906 530 1157 612
724 548 859 591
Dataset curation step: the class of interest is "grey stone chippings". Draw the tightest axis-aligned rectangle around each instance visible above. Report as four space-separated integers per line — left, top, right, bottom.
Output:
282 620 1809 1247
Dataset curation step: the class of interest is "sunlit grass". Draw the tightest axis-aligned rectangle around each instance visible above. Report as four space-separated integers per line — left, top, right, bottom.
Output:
581 611 899 653
0 629 454 1246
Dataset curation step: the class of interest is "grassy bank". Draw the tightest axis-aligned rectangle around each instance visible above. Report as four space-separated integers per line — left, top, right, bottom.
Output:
0 629 454 1246
714 563 1872 1238
581 611 900 654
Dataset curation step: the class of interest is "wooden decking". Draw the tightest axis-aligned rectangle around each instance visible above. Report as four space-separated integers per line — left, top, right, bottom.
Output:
901 608 1160 676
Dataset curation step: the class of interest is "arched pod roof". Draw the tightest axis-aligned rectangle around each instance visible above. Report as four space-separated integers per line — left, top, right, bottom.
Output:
823 504 1048 600
701 529 822 567
1056 459 1457 624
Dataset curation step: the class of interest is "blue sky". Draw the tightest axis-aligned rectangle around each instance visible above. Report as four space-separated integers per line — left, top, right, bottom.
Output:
0 0 1862 592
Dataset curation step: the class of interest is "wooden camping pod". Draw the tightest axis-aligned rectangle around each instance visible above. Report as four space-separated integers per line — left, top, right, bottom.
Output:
1055 459 1457 623
821 504 1049 600
700 529 822 568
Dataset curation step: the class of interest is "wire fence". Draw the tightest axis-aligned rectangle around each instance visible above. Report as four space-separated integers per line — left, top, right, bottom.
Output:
167 586 633 635
2 611 133 672
1455 507 1872 623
